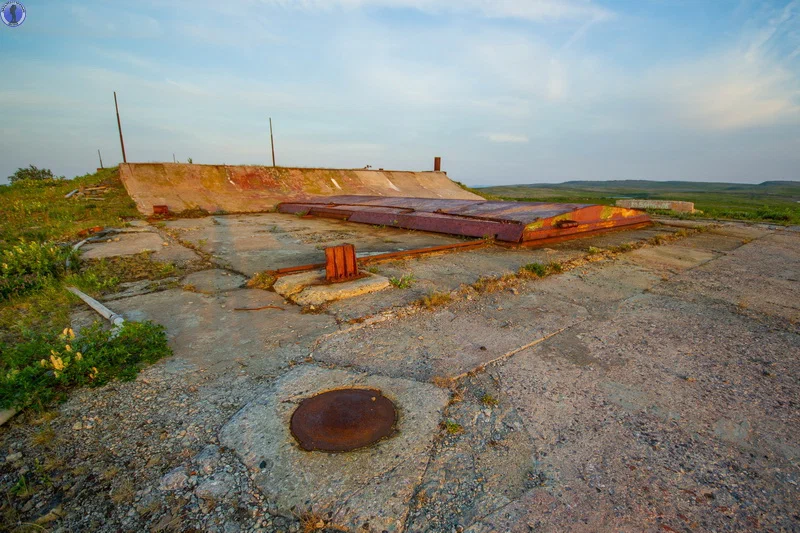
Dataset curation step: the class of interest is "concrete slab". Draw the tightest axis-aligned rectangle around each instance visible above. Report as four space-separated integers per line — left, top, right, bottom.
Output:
218 365 449 532
181 269 246 293
406 373 536 533
101 288 337 378
81 231 200 264
489 291 800 532
274 270 390 306
650 233 800 323
314 291 588 382
625 244 716 272
164 213 466 276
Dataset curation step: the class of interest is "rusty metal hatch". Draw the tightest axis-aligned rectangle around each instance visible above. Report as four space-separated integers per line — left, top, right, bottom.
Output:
277 196 651 243
290 388 397 452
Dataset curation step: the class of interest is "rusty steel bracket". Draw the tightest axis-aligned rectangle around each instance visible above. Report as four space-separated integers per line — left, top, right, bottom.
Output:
325 243 359 282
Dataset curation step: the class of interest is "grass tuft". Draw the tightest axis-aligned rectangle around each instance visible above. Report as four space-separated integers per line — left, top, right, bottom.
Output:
480 393 499 407
247 271 277 290
443 419 463 435
419 291 452 309
388 274 415 289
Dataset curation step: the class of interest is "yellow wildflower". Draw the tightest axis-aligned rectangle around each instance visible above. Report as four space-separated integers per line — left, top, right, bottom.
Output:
75 352 82 361
49 354 65 372
64 344 72 352
40 359 47 367
89 367 99 379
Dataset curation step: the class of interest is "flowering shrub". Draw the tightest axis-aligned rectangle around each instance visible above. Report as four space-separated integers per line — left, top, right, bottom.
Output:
0 241 74 300
0 321 171 410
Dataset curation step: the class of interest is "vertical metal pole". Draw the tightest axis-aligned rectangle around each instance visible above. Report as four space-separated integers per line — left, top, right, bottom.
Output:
98 149 104 169
114 91 127 163
269 117 276 167
173 153 176 163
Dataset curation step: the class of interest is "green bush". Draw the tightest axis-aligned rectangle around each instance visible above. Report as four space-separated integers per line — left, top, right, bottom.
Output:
7 165 64 186
0 321 171 410
1 241 74 300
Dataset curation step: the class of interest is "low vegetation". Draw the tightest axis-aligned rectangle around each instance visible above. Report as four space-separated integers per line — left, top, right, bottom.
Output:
478 180 800 225
0 166 172 412
247 271 277 290
419 291 452 309
388 273 416 289
443 419 464 435
0 322 170 411
480 393 499 407
0 166 139 244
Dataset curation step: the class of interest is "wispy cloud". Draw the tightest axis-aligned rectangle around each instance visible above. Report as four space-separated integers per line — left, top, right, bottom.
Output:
481 133 529 143
263 0 613 22
638 2 800 131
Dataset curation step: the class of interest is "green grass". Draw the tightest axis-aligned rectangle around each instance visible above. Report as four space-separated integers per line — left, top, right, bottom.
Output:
444 419 463 434
0 167 140 245
389 273 416 289
0 168 172 412
520 262 548 277
477 180 800 225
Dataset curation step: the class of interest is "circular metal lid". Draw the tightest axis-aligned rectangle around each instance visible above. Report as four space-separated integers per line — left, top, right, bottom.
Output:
290 388 397 452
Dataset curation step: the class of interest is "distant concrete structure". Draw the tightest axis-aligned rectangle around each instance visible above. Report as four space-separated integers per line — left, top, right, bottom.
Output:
616 199 695 213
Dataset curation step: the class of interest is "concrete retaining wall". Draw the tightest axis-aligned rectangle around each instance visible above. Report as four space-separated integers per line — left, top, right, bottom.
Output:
119 163 482 215
616 199 694 213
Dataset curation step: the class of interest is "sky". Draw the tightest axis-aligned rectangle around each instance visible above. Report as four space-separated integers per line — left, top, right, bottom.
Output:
0 0 798 186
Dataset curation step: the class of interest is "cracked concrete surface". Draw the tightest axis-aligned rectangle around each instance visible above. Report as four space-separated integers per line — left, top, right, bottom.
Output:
220 366 449 532
2 214 798 532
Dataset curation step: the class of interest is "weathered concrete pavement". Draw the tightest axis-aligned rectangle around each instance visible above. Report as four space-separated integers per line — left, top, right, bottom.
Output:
1 216 798 532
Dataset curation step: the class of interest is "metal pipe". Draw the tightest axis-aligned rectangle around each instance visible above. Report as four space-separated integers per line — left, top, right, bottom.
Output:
66 287 125 329
269 117 276 167
98 149 104 169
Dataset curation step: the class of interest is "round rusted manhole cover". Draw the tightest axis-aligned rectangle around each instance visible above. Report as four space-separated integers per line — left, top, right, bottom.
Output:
290 388 397 452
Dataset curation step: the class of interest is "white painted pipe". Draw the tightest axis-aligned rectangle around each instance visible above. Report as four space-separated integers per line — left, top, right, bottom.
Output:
0 408 18 426
66 287 125 329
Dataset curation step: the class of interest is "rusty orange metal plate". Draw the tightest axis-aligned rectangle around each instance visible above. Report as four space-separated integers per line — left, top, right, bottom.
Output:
277 196 650 243
290 389 397 452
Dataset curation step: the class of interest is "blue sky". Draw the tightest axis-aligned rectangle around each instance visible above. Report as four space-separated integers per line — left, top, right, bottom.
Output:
0 0 798 185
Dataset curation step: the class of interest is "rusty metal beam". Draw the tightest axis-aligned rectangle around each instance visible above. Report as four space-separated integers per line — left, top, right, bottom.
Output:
271 240 487 278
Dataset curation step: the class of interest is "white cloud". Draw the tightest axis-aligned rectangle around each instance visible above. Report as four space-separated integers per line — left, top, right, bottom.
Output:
637 2 800 131
481 133 529 143
264 0 613 22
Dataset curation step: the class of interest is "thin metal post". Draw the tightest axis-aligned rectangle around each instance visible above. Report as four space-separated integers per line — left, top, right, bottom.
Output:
269 117 276 167
98 149 104 169
173 153 176 163
114 91 127 163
